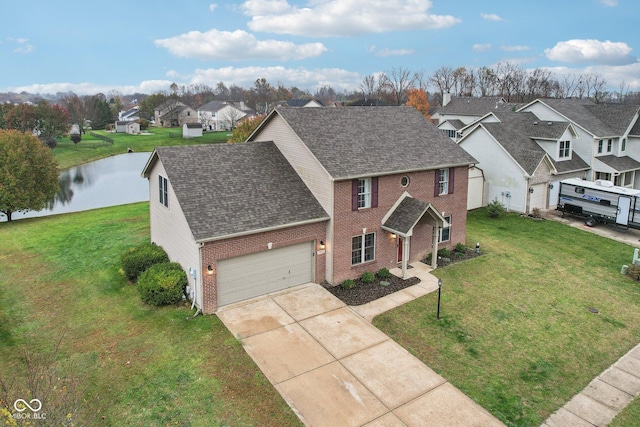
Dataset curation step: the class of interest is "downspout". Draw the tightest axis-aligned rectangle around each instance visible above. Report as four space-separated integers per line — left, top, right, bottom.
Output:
187 244 203 319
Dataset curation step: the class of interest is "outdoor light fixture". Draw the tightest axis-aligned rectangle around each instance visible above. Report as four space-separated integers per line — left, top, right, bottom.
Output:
475 242 480 254
207 265 213 275
267 242 273 250
529 187 535 193
390 233 397 239
319 240 325 249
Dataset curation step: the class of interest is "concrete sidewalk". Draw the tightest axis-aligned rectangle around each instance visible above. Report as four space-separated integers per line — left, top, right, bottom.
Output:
542 344 640 426
217 279 503 427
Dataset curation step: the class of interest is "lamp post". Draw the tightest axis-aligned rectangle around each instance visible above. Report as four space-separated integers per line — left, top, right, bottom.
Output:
437 278 442 320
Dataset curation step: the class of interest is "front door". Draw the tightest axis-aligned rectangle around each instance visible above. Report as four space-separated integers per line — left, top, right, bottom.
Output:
397 238 403 263
617 196 632 226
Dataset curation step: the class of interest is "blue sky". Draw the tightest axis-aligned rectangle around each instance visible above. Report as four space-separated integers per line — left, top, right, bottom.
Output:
0 0 638 96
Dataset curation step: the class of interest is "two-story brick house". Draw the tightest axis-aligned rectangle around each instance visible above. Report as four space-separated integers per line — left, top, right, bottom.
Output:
142 107 476 314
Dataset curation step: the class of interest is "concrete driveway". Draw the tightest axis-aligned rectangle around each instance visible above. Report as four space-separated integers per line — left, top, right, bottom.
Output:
217 283 503 427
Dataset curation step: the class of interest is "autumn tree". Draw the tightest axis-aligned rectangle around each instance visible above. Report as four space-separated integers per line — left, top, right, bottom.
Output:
405 89 431 119
228 115 266 143
0 130 59 221
5 103 37 133
34 101 70 142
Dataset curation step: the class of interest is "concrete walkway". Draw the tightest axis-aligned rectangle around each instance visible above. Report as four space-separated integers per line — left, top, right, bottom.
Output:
217 267 503 427
542 344 640 426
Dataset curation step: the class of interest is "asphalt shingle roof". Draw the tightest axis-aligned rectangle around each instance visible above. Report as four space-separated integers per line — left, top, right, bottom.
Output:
382 197 430 236
596 155 640 172
269 107 477 179
530 99 639 137
148 142 329 242
439 97 523 116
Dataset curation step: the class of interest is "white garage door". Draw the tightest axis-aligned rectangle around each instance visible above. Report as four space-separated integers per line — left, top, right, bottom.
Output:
529 183 547 210
217 241 314 307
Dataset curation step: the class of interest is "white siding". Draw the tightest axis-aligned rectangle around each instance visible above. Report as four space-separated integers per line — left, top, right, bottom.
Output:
251 114 336 282
467 166 484 210
148 161 202 309
460 128 528 213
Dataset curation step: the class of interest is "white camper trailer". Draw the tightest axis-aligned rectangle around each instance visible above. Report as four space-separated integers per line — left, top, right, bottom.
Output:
557 178 640 228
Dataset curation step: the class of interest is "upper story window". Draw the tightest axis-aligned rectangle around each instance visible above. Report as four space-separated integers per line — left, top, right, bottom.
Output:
607 138 613 153
352 177 378 211
622 138 627 152
559 140 571 159
439 169 449 195
159 175 168 208
442 129 457 139
358 178 371 208
597 140 603 154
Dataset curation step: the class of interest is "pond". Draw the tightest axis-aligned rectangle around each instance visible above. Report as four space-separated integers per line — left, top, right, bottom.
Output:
2 152 151 222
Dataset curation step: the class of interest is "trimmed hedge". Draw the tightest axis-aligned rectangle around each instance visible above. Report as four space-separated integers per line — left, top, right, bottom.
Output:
361 271 375 283
137 262 187 306
377 268 392 279
121 243 169 282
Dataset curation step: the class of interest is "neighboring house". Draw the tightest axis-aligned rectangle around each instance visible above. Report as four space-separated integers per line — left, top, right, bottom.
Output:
115 120 140 134
435 95 522 141
118 106 140 122
154 100 198 127
198 100 250 131
142 107 476 314
458 111 589 213
183 123 202 139
286 99 324 108
518 98 640 188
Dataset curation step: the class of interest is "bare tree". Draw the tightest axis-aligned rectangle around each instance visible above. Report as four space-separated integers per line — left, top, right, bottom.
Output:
380 66 416 105
476 66 498 97
360 74 380 99
413 69 429 91
429 66 456 98
220 107 245 130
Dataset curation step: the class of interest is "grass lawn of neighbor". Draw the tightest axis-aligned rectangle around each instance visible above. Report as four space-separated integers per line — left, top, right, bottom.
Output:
53 128 229 169
375 209 640 427
0 203 301 426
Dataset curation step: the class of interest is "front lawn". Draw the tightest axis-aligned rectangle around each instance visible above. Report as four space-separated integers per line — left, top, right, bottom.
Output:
374 210 640 427
53 128 230 169
0 203 301 426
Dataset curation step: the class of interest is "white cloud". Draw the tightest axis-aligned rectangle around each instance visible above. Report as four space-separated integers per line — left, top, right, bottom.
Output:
209 3 217 12
243 0 461 37
473 43 492 52
10 37 34 54
481 13 504 22
155 29 327 61
500 45 531 52
545 39 635 65
541 62 640 90
600 0 618 6
370 46 414 57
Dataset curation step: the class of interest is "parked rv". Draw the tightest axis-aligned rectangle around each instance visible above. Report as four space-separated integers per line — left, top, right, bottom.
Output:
557 178 640 229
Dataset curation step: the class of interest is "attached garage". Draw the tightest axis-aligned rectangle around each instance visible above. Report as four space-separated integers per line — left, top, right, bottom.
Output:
217 241 315 307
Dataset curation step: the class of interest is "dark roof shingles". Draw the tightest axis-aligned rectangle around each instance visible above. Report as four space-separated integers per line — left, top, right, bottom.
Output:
382 197 430 235
155 142 328 241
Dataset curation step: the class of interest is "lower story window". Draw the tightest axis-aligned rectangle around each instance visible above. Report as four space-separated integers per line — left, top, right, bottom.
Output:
439 216 451 243
352 233 375 265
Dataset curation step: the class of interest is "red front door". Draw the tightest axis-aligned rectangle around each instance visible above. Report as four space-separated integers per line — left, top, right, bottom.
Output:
397 238 403 263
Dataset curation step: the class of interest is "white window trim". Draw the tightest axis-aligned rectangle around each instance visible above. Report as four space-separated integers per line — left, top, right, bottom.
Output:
358 178 371 209
559 140 571 159
351 232 376 265
439 169 449 195
159 175 168 208
439 216 451 243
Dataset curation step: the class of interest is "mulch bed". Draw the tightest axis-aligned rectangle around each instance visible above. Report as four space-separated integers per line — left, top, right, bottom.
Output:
325 249 483 306
324 275 420 306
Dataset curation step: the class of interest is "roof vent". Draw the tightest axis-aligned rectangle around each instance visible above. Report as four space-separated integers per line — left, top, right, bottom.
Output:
533 121 538 125
547 122 552 126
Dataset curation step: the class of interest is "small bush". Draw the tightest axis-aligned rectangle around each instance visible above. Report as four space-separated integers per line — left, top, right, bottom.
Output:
361 271 375 283
531 207 542 218
455 243 467 254
340 279 356 290
437 248 451 258
121 242 169 282
486 198 506 218
377 267 392 279
138 262 187 306
626 264 640 281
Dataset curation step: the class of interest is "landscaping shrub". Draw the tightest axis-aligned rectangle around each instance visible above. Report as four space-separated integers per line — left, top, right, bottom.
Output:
137 262 187 306
377 267 392 279
531 207 542 218
626 264 640 281
437 248 451 258
486 198 506 218
455 243 467 253
340 279 356 290
121 242 169 282
361 271 375 283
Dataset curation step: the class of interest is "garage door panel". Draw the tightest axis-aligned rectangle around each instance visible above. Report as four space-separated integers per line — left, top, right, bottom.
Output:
530 183 546 210
217 241 314 306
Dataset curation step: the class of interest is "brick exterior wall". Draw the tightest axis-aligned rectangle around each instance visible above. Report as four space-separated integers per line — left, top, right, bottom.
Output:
331 167 469 285
201 221 327 313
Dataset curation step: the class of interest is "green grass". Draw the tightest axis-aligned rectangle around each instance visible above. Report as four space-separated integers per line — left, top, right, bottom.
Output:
374 210 640 427
53 128 230 169
0 203 301 426
610 397 640 426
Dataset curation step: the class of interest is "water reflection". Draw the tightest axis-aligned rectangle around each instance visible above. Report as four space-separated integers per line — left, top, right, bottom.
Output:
3 152 151 222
